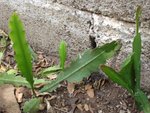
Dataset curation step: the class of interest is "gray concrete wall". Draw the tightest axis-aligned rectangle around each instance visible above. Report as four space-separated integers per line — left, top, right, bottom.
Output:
0 0 150 91
56 0 150 28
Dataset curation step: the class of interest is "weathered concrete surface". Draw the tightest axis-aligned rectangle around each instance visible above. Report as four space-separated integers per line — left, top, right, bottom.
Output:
56 0 150 28
0 85 21 113
0 0 91 59
0 0 150 91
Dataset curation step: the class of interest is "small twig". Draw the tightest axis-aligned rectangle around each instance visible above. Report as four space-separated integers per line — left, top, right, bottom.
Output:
31 85 36 97
54 106 68 113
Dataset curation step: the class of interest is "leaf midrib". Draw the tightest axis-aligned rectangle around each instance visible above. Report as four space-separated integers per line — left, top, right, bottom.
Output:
41 51 105 92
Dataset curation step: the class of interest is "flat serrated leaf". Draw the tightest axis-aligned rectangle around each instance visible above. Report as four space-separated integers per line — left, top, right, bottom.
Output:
0 73 48 88
23 98 40 113
40 41 121 92
9 12 34 88
39 65 62 77
0 73 30 87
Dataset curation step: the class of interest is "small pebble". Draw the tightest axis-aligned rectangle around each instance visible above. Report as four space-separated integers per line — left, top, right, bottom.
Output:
119 110 126 113
98 110 103 113
127 109 131 113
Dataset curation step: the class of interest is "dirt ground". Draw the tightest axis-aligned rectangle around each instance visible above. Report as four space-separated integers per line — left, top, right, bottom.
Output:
15 73 139 113
37 77 139 113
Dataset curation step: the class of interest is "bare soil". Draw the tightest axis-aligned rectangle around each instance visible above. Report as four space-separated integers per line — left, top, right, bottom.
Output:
16 73 139 113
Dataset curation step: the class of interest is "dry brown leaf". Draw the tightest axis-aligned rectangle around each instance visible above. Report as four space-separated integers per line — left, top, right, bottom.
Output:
85 84 92 90
85 84 95 98
45 98 56 113
0 29 8 37
35 83 46 88
84 104 89 111
16 93 23 103
38 54 44 60
17 87 32 98
100 79 106 87
47 95 57 101
0 65 7 72
39 103 46 111
87 88 95 98
67 83 75 94
47 74 57 80
76 104 83 112
15 87 24 103
36 92 51 97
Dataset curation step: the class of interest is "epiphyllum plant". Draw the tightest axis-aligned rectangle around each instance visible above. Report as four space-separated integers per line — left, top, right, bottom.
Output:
5 6 149 113
7 12 121 113
9 12 35 95
101 6 150 113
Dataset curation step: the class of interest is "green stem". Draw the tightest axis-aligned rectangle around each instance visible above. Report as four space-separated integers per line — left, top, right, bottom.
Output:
134 90 150 113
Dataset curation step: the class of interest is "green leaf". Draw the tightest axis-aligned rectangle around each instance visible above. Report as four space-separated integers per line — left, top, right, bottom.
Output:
134 90 150 113
59 41 67 70
120 53 133 69
133 6 142 90
133 33 141 90
0 73 48 88
39 65 62 77
9 12 34 88
23 98 41 113
135 6 141 34
101 65 132 93
0 73 30 87
6 69 18 75
29 46 37 62
119 54 135 91
40 41 121 92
